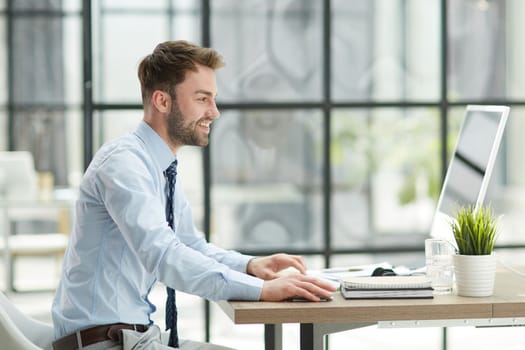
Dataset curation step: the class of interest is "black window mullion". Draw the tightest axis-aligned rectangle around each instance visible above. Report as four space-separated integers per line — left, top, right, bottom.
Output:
322 0 332 268
82 0 93 170
6 0 14 150
440 0 449 185
201 0 212 344
440 2 449 349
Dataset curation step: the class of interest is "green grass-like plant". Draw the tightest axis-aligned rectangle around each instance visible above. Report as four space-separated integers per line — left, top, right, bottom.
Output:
451 205 500 255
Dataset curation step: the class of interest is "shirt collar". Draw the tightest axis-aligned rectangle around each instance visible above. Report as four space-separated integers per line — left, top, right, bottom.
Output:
134 121 176 172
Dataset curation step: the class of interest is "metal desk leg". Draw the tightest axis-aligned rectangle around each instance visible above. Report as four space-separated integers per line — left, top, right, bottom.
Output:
264 324 282 350
301 322 375 350
300 323 318 350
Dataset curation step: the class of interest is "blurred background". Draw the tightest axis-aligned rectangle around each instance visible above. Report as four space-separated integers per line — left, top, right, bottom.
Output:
1 0 525 349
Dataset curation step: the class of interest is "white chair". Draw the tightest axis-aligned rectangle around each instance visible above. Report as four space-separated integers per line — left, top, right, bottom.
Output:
0 151 71 291
0 291 54 350
0 233 69 290
0 151 39 200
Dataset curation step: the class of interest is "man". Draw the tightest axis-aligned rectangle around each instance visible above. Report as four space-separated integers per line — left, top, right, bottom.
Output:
51 40 335 350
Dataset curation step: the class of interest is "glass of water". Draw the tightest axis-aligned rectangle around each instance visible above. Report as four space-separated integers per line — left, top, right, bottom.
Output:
425 238 457 295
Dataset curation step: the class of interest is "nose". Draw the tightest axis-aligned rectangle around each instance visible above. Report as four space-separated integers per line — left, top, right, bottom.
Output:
208 101 220 120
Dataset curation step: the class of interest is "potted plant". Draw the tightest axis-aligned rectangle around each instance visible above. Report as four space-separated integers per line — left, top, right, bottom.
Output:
451 204 500 297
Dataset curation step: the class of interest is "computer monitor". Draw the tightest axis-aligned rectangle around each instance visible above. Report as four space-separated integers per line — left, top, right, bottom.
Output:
430 105 510 242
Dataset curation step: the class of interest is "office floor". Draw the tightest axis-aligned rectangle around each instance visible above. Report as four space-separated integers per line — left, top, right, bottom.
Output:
2 256 525 350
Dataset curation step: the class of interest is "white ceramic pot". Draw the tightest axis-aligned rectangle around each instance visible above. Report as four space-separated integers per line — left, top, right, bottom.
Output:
453 254 497 297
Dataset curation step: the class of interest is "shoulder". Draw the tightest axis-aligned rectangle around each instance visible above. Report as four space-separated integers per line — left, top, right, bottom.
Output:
88 134 158 179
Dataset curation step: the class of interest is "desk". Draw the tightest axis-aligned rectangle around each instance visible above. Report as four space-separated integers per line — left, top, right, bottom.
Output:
217 270 525 350
0 190 75 291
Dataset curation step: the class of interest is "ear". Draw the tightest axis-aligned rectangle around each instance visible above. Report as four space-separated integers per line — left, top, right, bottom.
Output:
151 90 171 114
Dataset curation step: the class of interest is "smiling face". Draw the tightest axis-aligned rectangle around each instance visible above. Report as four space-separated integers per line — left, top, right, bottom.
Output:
166 64 220 148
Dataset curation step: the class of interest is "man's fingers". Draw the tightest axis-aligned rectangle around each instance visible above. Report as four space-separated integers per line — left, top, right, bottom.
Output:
286 275 337 301
297 279 336 298
260 268 338 302
289 255 307 274
274 254 307 274
298 274 338 290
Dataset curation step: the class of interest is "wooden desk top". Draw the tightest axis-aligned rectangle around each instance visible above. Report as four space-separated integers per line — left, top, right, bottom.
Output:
491 269 525 318
218 270 525 325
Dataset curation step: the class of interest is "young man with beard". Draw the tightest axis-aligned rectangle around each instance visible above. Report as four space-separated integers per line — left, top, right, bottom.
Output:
51 40 335 350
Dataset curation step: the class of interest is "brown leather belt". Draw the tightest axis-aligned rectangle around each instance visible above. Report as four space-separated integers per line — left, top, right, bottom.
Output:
52 323 148 350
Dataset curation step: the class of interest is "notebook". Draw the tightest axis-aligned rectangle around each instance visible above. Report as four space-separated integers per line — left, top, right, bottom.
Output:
340 276 433 299
341 276 432 289
341 288 434 299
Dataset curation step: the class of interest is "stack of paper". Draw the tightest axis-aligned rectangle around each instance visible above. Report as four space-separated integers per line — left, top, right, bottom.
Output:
340 275 433 299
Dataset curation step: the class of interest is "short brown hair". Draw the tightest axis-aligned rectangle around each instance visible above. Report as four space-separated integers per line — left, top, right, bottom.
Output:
137 40 224 104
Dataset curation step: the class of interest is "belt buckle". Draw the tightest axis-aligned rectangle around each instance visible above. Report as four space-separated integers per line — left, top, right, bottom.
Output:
106 325 124 343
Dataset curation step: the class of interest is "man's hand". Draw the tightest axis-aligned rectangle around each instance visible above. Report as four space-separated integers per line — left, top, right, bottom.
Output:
260 274 337 302
247 253 307 280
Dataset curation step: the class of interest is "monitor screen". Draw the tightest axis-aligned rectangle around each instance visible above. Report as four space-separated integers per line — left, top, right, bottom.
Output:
430 105 509 241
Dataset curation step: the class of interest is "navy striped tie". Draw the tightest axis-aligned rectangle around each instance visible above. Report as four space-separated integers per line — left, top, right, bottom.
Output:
164 160 179 348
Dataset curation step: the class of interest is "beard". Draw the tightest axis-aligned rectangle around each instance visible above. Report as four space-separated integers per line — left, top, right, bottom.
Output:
167 100 210 148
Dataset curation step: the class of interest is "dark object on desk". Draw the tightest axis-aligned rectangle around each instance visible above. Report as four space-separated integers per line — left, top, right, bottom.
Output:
285 296 333 302
371 267 397 277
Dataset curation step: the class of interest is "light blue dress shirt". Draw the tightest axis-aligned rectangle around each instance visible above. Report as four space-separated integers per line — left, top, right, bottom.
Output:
52 121 263 338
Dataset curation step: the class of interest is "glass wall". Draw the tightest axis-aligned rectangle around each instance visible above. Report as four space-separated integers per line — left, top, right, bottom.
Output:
3 0 525 348
210 109 323 250
0 13 6 151
92 0 202 104
331 108 441 249
2 1 83 187
211 0 323 102
332 0 441 102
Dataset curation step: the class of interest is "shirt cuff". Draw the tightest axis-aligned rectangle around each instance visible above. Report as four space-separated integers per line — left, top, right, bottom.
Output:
226 253 254 274
224 269 264 301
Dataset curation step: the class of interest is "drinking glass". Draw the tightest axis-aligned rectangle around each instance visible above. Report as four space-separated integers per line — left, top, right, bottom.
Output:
425 238 457 294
